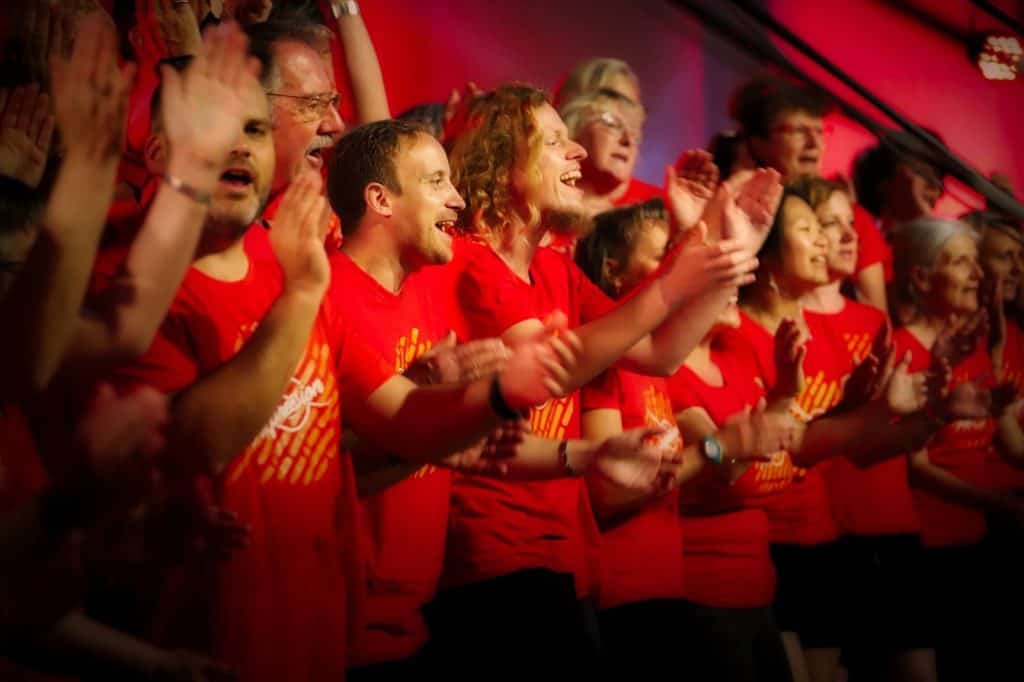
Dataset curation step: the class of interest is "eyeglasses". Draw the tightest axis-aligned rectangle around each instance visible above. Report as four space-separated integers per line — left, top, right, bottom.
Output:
591 110 644 144
267 92 342 121
771 122 833 140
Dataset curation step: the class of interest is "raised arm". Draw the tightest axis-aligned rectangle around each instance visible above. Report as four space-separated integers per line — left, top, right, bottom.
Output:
0 16 132 399
326 0 389 122
169 172 331 475
65 21 262 377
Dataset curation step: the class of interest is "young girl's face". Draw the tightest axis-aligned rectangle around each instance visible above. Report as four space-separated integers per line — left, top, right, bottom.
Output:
616 218 669 296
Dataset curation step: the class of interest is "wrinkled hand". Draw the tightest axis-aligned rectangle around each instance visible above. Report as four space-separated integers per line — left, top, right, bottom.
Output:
722 398 798 461
149 649 238 682
49 14 136 163
444 420 529 477
591 426 676 494
159 20 261 169
404 332 511 385
772 317 806 404
497 311 583 410
658 222 759 307
132 0 203 62
701 167 783 257
664 149 718 232
883 351 939 415
0 85 54 187
269 172 332 298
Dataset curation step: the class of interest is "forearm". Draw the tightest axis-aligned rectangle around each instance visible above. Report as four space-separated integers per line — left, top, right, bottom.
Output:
0 155 117 397
792 402 928 468
172 290 322 474
910 455 1014 516
333 7 390 123
488 435 596 481
620 285 735 376
67 154 218 373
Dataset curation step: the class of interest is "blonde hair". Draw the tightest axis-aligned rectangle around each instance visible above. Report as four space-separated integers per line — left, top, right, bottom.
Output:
553 57 639 109
449 84 549 240
558 88 639 139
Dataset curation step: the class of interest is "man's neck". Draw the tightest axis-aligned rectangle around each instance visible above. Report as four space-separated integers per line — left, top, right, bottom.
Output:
193 231 249 282
341 226 409 295
488 218 546 283
801 280 845 313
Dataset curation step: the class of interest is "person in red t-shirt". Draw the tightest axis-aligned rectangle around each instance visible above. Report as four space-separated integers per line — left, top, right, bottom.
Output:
890 216 1024 681
434 83 781 676
799 178 941 681
575 201 796 679
736 182 948 682
730 75 889 313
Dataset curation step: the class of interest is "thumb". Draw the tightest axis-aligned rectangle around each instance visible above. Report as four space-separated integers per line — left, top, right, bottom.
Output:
664 163 678 189
754 397 767 413
896 350 911 373
439 330 457 349
543 310 569 335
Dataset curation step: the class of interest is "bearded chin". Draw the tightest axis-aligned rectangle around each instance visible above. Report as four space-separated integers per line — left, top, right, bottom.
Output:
544 209 594 239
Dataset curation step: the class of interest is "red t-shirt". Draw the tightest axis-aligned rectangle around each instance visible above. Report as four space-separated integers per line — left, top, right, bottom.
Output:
895 330 997 547
668 342 778 608
727 311 842 545
614 177 662 207
852 202 892 281
443 239 615 598
811 300 920 536
327 253 453 666
987 320 1024 492
582 369 685 610
113 227 393 681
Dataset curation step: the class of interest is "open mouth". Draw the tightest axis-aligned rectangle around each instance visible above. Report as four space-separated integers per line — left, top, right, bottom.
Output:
434 218 457 232
810 255 827 265
219 167 254 192
559 169 582 188
305 147 326 169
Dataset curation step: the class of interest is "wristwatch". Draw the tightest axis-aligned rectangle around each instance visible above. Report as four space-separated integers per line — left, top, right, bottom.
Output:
330 0 360 18
700 435 724 465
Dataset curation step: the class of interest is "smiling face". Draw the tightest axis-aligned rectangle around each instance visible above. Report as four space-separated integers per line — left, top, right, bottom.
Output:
267 40 345 194
751 109 825 180
916 233 982 317
814 189 858 279
576 100 643 187
514 103 589 233
614 217 669 296
387 133 466 266
772 195 830 292
978 226 1023 303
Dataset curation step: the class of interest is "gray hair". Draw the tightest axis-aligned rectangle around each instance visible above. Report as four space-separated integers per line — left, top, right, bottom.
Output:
558 88 638 139
890 216 978 313
553 58 639 109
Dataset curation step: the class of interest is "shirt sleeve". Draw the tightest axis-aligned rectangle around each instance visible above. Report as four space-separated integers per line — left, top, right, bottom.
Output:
667 368 704 412
568 257 618 325
454 255 535 339
853 202 892 280
109 311 201 395
336 327 399 427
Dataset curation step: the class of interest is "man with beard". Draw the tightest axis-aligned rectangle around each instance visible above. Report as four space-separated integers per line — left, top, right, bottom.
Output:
428 84 779 676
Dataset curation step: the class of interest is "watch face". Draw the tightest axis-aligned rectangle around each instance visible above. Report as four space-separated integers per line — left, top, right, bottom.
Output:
702 436 722 463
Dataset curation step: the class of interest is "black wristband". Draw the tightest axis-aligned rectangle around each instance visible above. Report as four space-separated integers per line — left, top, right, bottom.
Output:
489 374 526 420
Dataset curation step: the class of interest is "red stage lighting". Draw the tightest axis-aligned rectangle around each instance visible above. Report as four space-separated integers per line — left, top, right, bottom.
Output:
972 33 1023 81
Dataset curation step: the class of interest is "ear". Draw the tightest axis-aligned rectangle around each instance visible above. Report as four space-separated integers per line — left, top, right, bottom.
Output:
603 256 622 295
364 182 393 218
143 134 168 175
910 264 932 295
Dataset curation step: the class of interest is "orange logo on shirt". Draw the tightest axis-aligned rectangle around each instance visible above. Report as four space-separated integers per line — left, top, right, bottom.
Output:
642 384 683 454
792 370 844 423
227 337 341 487
531 396 575 440
843 332 873 364
394 327 434 374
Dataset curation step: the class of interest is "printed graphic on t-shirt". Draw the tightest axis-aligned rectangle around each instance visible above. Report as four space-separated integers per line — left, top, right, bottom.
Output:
531 396 575 440
843 330 874 363
227 328 341 487
642 384 683 453
793 369 844 423
393 327 438 479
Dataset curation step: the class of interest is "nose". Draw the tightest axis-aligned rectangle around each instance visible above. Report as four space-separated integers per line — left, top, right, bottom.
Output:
447 182 466 212
840 221 857 244
320 104 345 138
568 138 587 162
